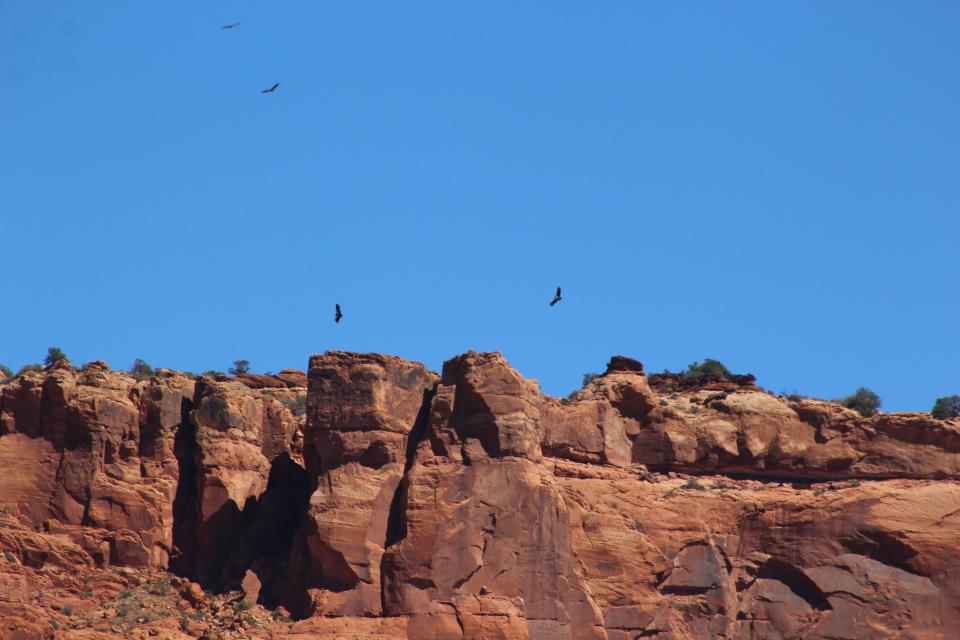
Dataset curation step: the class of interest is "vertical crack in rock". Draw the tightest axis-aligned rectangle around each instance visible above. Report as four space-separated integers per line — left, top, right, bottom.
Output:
381 385 437 613
170 396 197 577
385 386 436 548
226 452 311 604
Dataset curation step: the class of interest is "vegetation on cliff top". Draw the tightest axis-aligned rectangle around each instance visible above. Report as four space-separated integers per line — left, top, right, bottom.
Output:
932 396 960 420
131 359 154 381
43 347 67 367
840 387 882 417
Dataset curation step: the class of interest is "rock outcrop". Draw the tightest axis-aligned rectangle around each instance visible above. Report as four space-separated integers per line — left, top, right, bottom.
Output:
1 352 959 639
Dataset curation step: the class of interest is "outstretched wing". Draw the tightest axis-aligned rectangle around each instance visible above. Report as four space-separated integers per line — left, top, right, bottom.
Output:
556 287 561 298
262 83 279 93
221 22 241 29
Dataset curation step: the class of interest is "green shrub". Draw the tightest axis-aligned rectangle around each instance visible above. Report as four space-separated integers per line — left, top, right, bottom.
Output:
236 599 252 611
229 359 251 375
840 387 881 417
931 395 960 420
44 347 67 367
130 359 154 381
63 606 73 616
563 372 603 402
16 364 43 376
149 577 171 595
4 552 15 562
0 364 12 381
119 589 133 599
682 478 706 491
681 359 731 384
201 370 225 378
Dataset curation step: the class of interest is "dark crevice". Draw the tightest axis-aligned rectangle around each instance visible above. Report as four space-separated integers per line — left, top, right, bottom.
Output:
757 558 832 611
384 385 436 548
381 385 437 615
233 452 311 598
169 390 311 601
644 466 887 485
405 577 437 590
841 530 920 575
452 384 501 458
170 396 197 577
660 584 713 596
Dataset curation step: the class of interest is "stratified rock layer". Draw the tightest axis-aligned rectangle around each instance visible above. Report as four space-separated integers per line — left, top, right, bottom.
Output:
2 352 959 639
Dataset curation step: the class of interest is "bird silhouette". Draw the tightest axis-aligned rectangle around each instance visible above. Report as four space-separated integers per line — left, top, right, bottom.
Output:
261 82 279 94
549 287 562 306
221 22 241 29
335 304 343 323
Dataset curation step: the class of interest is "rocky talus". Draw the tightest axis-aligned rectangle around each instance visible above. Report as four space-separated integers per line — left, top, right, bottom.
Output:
1 353 958 639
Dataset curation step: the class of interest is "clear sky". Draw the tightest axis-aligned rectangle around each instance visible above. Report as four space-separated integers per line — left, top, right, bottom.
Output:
2 2 958 411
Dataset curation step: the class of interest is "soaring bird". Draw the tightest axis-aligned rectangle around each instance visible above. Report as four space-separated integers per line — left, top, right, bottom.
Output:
221 22 241 29
549 287 562 306
261 82 279 94
335 304 343 323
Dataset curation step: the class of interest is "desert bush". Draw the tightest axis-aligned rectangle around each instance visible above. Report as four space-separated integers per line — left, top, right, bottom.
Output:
237 600 252 611
149 577 171 595
16 364 43 376
681 359 731 384
840 387 881 417
119 589 133 600
130 359 154 381
582 372 601 387
563 371 602 402
0 364 12 380
281 395 307 417
683 478 706 491
931 395 960 420
44 347 67 367
229 359 251 375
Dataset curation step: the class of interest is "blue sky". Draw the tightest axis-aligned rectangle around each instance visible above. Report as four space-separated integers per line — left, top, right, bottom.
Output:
1 2 957 411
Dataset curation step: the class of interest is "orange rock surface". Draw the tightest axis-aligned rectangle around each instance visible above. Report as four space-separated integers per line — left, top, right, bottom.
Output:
1 352 958 639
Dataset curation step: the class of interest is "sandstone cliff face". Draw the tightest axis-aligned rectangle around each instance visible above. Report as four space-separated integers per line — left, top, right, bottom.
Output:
1 352 959 639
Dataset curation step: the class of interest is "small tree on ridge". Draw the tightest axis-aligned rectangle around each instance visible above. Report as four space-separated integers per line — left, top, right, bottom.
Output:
229 360 250 375
841 387 881 417
44 347 67 368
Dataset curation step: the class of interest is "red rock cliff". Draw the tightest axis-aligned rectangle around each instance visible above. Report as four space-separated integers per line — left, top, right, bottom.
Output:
1 352 958 639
